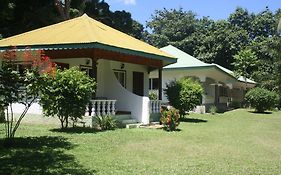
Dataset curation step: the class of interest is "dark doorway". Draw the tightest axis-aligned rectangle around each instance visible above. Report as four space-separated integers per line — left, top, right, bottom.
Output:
133 71 144 96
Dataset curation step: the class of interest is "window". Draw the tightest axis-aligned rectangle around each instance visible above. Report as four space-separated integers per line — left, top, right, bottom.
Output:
114 70 126 88
149 78 159 90
219 86 228 97
11 63 32 76
80 65 93 77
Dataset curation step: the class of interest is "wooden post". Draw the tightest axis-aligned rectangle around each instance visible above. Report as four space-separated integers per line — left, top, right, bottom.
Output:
158 68 162 100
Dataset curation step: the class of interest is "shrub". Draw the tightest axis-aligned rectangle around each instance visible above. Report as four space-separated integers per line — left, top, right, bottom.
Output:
95 115 117 130
209 105 217 115
160 107 180 131
40 67 96 128
164 78 203 116
149 91 158 100
245 87 279 113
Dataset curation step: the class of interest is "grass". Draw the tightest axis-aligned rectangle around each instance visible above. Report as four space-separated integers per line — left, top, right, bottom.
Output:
1 109 281 175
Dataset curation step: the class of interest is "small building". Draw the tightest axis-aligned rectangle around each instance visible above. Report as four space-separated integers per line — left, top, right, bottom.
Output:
0 14 176 125
149 45 256 112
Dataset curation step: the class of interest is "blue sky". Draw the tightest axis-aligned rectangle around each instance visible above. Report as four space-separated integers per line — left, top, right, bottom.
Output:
106 0 280 25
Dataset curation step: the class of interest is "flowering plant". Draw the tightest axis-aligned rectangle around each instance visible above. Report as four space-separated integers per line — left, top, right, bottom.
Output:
160 107 180 131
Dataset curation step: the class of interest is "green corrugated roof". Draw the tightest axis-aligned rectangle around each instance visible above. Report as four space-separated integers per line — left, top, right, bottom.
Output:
161 45 208 68
161 45 256 84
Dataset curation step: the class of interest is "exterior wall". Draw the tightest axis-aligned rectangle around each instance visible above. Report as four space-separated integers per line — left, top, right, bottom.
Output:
54 58 149 97
149 68 245 113
150 69 220 104
9 57 151 124
100 60 150 124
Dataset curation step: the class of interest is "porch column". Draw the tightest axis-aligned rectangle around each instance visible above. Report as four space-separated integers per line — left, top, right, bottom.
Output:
91 58 97 81
215 84 219 105
158 68 163 100
91 58 97 98
89 58 97 116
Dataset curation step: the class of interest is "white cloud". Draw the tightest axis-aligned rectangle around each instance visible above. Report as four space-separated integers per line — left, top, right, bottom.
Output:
116 0 136 5
124 0 136 5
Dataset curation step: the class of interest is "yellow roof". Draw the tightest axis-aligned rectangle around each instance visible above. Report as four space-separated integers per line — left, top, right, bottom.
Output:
0 14 175 62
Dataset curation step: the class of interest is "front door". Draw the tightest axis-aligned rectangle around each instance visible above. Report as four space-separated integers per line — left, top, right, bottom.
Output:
133 71 144 96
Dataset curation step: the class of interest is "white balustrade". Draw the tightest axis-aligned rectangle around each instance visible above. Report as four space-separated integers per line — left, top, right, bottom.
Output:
149 100 162 114
89 100 117 116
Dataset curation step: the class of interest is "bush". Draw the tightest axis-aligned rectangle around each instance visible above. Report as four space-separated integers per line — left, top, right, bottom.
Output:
164 78 203 116
40 67 96 128
209 105 217 115
160 107 180 131
149 91 158 100
95 115 117 130
245 87 279 113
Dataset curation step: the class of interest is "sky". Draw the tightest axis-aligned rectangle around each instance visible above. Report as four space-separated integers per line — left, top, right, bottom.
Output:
105 0 280 25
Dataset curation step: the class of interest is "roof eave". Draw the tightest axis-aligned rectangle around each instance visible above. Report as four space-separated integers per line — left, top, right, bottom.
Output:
0 42 177 65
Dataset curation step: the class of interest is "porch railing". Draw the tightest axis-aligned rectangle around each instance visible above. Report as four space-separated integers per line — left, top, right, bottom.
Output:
150 100 161 113
89 100 117 116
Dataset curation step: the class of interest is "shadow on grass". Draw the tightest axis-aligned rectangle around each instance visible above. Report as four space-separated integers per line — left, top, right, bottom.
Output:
50 127 99 134
249 111 273 114
180 118 208 123
0 136 96 175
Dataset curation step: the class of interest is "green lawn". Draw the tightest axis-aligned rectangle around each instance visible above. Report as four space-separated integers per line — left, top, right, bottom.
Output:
1 109 281 175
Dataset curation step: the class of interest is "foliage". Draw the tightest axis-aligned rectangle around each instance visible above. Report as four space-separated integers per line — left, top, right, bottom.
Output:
0 106 5 123
245 87 279 113
160 107 180 131
146 7 281 90
0 0 145 40
94 115 117 131
40 67 96 129
164 78 203 115
233 48 258 82
209 105 217 115
0 48 54 142
149 91 158 100
146 8 198 55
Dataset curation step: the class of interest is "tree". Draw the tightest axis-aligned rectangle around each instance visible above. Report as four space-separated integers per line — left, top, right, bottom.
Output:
40 67 96 129
146 8 198 55
164 78 203 116
0 0 145 40
233 48 258 87
195 20 249 69
0 48 55 144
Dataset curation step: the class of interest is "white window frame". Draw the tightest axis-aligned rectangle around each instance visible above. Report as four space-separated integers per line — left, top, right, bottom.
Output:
114 69 126 88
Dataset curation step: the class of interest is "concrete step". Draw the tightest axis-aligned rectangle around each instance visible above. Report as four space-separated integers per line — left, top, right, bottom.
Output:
126 123 142 129
113 115 132 121
122 119 138 125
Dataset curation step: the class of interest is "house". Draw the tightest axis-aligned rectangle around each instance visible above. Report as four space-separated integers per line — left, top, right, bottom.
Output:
0 14 176 125
149 45 256 112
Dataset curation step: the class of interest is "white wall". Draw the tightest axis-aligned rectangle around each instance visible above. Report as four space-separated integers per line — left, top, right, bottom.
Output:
53 58 149 97
150 69 234 105
9 57 151 124
100 60 150 124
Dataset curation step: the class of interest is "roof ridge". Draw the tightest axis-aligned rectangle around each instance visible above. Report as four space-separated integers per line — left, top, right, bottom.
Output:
85 16 171 56
81 14 97 42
